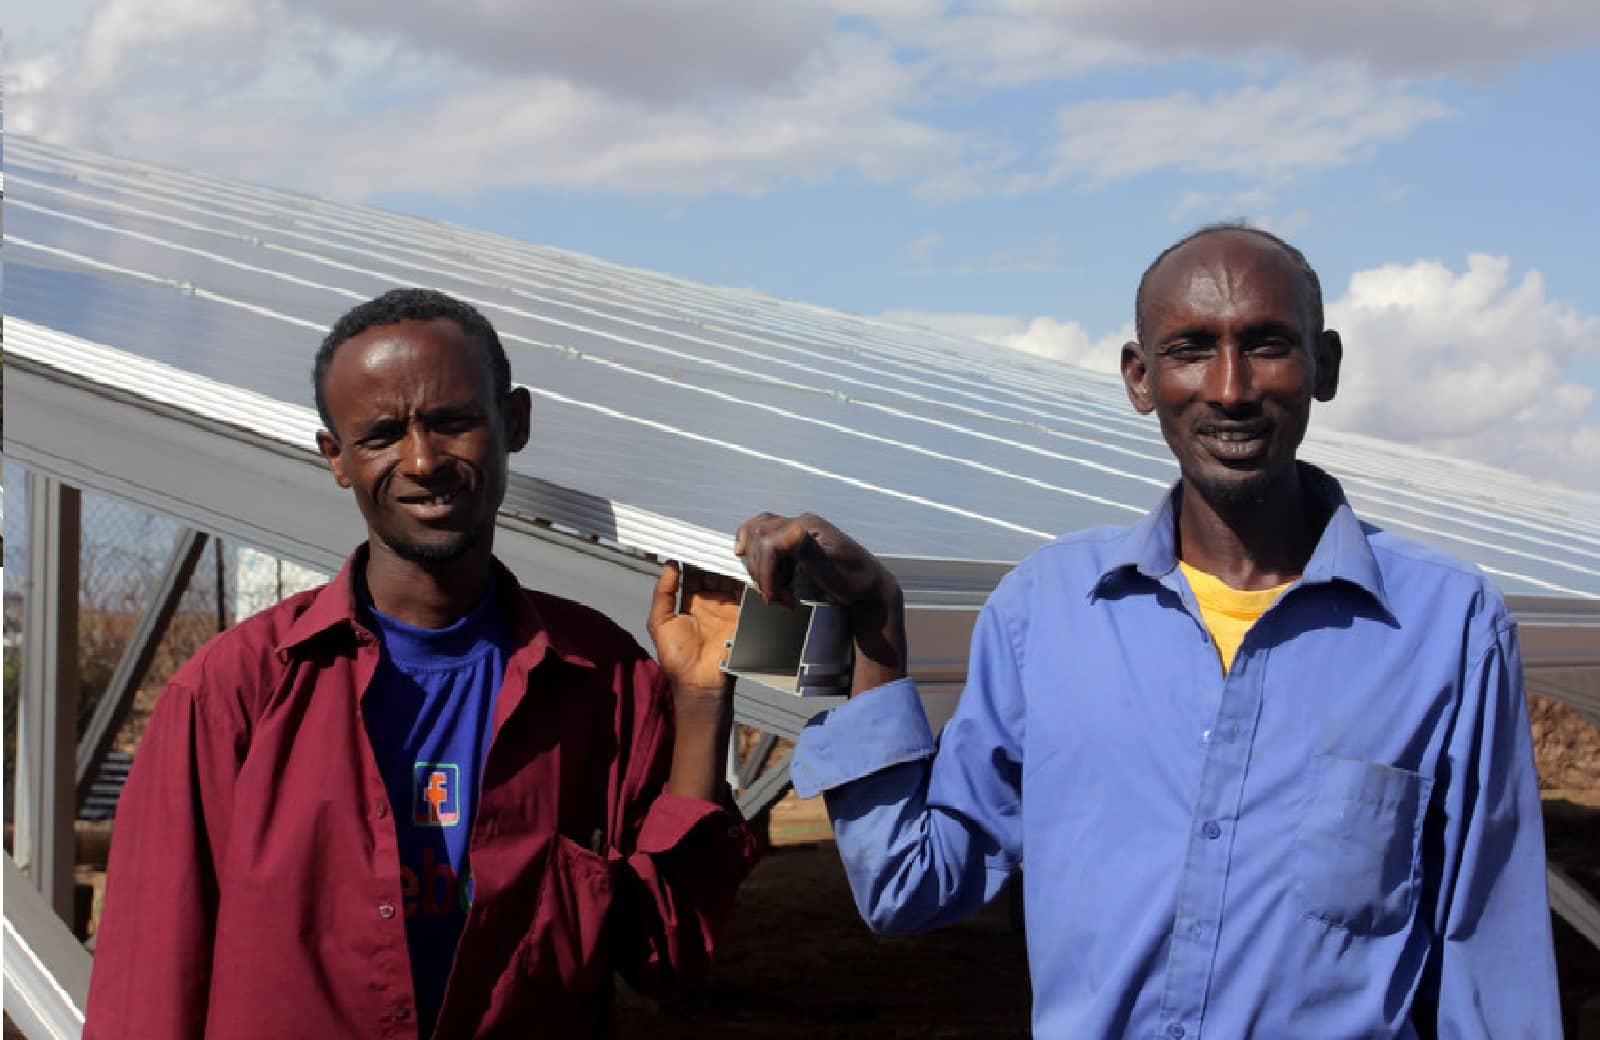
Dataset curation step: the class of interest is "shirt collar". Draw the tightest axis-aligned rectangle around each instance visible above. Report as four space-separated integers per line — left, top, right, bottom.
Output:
1092 461 1391 614
276 544 599 670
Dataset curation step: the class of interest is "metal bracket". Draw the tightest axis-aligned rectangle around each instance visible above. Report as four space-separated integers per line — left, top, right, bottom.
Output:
722 582 853 697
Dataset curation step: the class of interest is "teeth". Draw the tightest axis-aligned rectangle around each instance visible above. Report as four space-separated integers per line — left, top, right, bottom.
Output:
1212 430 1259 441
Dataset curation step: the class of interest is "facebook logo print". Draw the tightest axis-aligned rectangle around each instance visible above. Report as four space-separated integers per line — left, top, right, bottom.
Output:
413 762 461 827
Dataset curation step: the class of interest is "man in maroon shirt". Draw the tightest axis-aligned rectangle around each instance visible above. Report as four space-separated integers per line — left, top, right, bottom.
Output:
84 289 758 1039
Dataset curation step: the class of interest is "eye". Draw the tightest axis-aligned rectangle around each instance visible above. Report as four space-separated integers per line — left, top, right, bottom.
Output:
1163 340 1211 359
1249 337 1295 357
357 422 403 448
433 415 482 434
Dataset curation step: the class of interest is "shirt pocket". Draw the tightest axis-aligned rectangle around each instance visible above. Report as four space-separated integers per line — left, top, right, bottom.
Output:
540 835 614 985
1294 753 1433 935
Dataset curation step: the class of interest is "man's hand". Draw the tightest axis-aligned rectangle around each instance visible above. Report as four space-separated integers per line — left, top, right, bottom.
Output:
648 562 741 802
734 512 908 695
647 561 742 696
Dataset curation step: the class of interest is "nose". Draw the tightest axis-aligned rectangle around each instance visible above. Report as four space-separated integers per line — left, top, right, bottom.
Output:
1207 344 1253 410
399 425 444 478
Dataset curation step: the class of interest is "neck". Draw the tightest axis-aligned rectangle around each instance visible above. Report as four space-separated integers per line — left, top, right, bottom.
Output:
363 538 495 629
1175 466 1324 590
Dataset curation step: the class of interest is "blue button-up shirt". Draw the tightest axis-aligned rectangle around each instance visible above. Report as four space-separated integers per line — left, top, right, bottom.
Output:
793 467 1560 1038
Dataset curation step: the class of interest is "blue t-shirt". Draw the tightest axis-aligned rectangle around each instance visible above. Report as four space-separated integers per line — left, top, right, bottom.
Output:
361 582 510 1033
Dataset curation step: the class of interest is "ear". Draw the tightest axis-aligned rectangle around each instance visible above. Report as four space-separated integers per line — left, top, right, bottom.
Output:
503 386 532 453
1313 329 1342 403
316 430 351 488
1121 340 1155 415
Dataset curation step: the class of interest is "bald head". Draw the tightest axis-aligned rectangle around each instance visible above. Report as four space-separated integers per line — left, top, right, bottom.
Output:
1135 225 1323 346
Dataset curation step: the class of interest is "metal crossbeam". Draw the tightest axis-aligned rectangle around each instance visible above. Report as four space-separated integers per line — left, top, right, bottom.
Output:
75 528 209 810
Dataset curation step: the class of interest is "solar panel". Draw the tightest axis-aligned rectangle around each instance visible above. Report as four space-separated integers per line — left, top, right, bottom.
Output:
7 134 1599 599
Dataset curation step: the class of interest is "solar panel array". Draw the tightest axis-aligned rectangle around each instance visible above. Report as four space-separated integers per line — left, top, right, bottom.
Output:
7 134 1599 599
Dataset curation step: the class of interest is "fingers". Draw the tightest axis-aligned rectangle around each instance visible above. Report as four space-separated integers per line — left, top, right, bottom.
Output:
735 512 855 607
735 513 797 607
679 567 744 621
678 566 742 598
734 511 894 615
647 560 681 637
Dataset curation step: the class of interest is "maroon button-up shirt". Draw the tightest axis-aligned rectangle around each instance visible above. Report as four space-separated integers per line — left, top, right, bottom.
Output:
85 552 758 1039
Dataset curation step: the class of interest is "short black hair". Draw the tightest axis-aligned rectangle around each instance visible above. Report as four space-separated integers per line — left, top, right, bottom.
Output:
1134 223 1323 345
313 288 512 433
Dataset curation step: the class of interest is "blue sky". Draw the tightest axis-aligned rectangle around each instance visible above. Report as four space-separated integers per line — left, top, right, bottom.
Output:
7 1 1599 487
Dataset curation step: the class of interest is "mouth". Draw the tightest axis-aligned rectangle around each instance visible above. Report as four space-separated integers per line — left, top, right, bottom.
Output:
395 489 467 520
1195 423 1272 463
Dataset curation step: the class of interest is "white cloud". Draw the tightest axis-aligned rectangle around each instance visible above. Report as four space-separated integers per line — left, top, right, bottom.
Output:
316 34 969 198
9 0 1490 203
299 1 838 103
854 3 1137 87
1050 67 1454 186
926 0 1600 79
9 3 985 200
832 0 1600 90
1323 254 1600 488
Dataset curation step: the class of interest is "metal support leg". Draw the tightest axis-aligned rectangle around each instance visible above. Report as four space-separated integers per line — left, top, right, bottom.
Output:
736 751 793 821
76 528 208 808
1549 864 1600 953
19 472 81 919
736 731 780 792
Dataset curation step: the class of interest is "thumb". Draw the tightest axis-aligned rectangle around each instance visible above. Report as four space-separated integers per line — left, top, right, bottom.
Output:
648 561 681 635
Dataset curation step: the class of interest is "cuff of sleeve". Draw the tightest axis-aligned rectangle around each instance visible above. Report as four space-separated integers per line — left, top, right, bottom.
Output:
791 677 935 799
636 791 748 856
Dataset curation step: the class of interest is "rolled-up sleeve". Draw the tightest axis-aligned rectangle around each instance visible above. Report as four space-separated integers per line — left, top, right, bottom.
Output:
606 660 759 1001
792 678 935 798
791 591 1027 935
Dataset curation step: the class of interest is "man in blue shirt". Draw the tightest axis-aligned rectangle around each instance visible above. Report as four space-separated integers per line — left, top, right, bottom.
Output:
735 226 1561 1037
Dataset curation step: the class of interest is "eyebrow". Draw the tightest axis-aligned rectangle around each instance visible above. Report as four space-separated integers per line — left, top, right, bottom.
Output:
350 401 485 437
1240 319 1303 339
1157 318 1304 344
417 402 484 421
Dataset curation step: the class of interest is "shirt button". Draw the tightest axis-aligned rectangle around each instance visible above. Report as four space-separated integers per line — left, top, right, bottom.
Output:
375 802 388 819
377 902 396 919
392 1006 411 1021
1202 820 1222 840
1168 1025 1186 1039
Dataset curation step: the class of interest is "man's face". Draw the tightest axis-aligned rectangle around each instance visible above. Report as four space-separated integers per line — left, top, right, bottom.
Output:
316 318 530 565
1122 232 1341 506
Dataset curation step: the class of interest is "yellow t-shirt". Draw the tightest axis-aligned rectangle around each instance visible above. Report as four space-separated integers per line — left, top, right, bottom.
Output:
1177 561 1292 674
